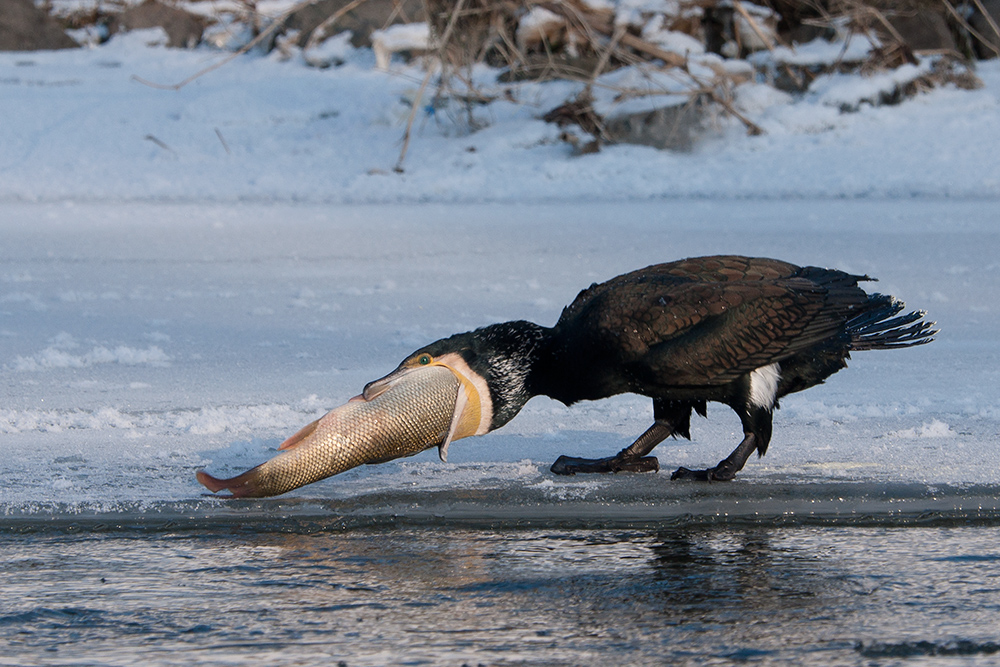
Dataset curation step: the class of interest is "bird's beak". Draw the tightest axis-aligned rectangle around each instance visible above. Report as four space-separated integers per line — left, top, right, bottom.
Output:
354 356 490 461
355 366 412 402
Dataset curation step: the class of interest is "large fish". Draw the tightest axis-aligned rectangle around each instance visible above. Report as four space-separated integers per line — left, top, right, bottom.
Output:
197 359 489 498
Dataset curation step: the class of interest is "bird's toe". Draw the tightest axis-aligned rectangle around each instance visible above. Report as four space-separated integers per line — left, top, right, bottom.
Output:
551 455 659 475
670 466 711 481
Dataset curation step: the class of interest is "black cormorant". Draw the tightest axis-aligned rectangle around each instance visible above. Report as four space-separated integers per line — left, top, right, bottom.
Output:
366 255 935 481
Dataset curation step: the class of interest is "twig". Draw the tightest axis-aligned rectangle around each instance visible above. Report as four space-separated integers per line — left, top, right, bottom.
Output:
682 61 765 137
145 134 174 152
394 65 436 173
536 0 687 67
304 0 371 52
972 0 1000 45
858 4 907 46
941 0 1000 58
732 0 776 52
381 0 413 32
536 0 609 55
394 0 468 173
706 87 764 136
590 23 625 82
215 128 232 155
132 0 314 90
617 32 688 67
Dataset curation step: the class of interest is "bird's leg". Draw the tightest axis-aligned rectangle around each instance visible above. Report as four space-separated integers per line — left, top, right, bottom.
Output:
671 404 772 481
549 421 671 475
670 432 757 481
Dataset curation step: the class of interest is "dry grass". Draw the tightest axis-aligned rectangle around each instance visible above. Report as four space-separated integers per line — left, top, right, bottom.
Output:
68 0 994 161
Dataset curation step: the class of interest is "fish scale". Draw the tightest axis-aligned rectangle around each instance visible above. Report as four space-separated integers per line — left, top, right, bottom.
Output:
198 366 460 498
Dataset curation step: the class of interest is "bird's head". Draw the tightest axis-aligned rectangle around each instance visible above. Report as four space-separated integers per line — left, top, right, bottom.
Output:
360 320 548 460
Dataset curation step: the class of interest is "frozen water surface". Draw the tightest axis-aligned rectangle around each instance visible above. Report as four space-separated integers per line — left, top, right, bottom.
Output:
1 199 997 519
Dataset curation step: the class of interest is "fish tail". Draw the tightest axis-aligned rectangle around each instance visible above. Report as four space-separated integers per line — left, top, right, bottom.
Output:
196 468 263 498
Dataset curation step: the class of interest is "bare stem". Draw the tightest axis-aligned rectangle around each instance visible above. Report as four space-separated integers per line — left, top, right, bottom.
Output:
394 0 468 173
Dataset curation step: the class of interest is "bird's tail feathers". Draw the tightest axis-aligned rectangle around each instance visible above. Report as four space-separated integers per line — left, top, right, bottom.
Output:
848 294 937 351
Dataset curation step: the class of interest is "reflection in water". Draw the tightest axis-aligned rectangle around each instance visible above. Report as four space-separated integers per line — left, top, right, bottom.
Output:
2 526 1000 665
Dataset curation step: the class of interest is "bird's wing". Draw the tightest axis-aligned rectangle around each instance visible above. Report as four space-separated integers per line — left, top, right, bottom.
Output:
639 255 802 284
588 276 848 386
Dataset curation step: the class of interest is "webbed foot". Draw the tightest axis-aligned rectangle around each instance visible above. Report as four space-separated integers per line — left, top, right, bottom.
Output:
551 454 660 476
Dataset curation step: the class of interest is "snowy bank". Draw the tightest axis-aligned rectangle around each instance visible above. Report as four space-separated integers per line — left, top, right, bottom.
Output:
2 31 1000 203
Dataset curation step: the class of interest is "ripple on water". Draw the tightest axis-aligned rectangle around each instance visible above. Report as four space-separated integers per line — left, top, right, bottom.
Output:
1 525 999 665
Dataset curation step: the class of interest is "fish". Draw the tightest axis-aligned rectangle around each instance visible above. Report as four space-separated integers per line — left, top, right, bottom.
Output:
196 363 486 498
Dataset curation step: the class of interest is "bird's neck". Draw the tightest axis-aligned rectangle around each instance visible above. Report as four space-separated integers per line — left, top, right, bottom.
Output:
474 320 618 427
471 320 551 430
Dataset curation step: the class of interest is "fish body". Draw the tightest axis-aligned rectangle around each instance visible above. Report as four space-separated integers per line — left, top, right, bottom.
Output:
197 365 467 498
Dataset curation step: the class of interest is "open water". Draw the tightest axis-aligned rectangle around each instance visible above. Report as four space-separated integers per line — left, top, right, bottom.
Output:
3 484 1000 667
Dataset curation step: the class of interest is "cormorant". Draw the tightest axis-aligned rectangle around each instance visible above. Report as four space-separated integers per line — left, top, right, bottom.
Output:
366 255 936 481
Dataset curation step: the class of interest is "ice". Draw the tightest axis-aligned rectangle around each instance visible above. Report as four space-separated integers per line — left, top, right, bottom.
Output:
0 32 998 524
13 344 170 371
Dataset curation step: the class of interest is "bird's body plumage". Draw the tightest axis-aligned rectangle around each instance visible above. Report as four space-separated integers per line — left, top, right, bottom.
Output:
536 256 863 401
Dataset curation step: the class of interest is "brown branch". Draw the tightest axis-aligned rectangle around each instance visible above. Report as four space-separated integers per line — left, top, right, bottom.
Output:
534 0 687 67
706 86 764 136
617 32 688 67
590 23 625 82
394 65 436 173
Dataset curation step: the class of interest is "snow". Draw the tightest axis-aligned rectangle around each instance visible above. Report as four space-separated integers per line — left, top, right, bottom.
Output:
371 23 430 69
641 25 706 56
810 62 932 110
302 31 354 69
764 34 876 66
0 33 999 521
3 34 1000 202
12 343 170 371
517 7 565 48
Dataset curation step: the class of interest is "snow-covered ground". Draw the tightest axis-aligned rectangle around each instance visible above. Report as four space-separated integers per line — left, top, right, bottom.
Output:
1 35 998 523
2 29 1000 203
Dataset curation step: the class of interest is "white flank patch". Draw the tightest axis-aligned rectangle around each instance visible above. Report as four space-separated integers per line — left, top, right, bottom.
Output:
749 362 781 409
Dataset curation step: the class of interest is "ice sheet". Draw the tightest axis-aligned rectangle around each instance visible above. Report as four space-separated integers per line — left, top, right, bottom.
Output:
1 200 997 526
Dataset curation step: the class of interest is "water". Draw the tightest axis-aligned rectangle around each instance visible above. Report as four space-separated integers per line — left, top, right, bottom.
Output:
3 507 1000 666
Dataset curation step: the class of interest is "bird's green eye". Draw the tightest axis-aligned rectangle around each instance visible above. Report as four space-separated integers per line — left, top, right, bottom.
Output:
417 354 432 365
